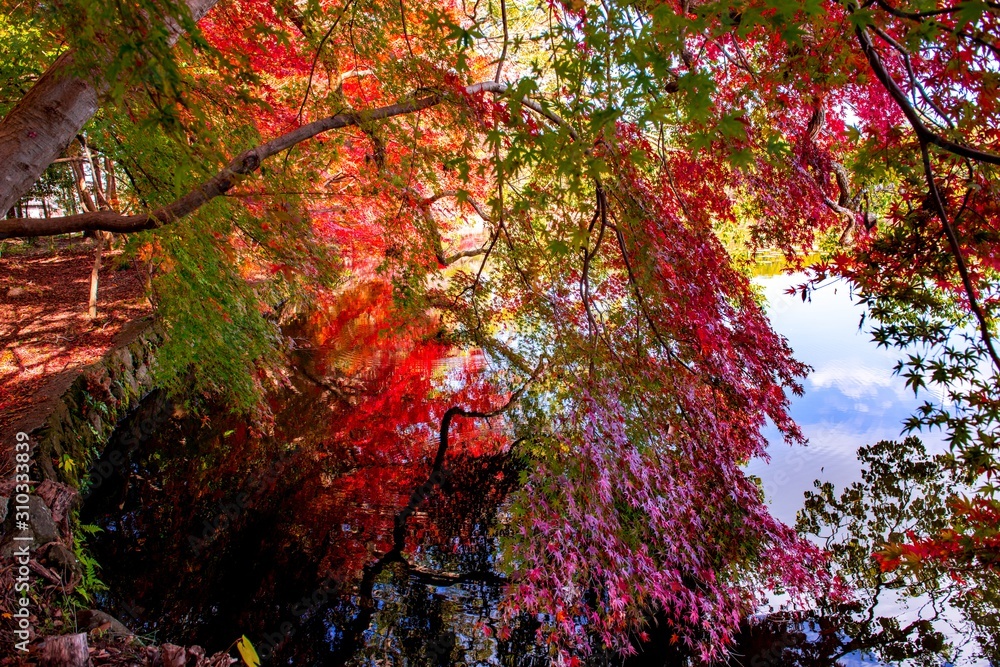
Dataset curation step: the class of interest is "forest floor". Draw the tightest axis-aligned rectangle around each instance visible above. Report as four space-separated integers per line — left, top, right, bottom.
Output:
0 239 243 666
0 237 151 444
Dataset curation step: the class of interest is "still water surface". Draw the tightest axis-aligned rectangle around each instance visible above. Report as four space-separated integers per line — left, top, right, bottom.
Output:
84 273 969 666
747 273 938 526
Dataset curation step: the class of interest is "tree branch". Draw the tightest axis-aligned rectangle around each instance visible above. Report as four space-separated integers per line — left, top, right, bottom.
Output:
871 0 1000 58
495 0 510 82
398 187 492 266
0 81 568 239
919 142 1000 371
855 24 1000 166
0 90 448 238
855 21 1000 371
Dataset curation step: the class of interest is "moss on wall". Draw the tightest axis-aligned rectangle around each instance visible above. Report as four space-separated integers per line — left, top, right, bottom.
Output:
29 325 163 488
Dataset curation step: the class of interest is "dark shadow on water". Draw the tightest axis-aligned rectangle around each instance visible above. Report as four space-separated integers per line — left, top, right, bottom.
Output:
82 336 550 665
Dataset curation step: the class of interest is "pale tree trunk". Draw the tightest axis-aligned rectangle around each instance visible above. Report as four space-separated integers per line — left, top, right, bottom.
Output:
70 139 109 318
88 235 105 318
0 51 99 218
0 0 219 216
70 152 102 317
80 139 111 319
81 138 109 208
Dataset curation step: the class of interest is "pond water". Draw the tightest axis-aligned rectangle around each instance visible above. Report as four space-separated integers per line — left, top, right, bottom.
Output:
746 273 937 526
82 275 977 666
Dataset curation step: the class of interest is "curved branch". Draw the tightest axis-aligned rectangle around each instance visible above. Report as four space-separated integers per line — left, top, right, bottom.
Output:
1 87 471 239
495 0 510 82
869 24 954 129
334 362 541 663
423 189 495 222
297 1 360 123
1 81 574 240
440 247 488 265
855 25 1000 165
2 94 444 238
399 187 492 266
468 81 579 140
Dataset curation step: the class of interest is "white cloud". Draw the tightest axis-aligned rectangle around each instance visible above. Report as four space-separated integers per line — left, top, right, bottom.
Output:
808 361 903 400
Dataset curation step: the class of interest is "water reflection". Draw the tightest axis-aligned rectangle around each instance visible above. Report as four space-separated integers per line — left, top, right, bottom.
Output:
748 274 995 666
83 284 540 665
789 438 998 666
747 274 940 527
83 275 991 665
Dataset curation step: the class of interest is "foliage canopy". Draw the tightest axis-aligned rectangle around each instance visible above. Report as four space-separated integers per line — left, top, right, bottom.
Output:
2 0 1000 661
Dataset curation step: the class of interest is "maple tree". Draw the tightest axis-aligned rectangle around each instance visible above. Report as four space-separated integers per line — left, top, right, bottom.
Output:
797 437 1000 664
3 0 1000 662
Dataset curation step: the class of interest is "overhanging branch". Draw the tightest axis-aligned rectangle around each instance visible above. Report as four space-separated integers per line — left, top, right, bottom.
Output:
1 93 444 239
1 81 571 240
855 24 1000 166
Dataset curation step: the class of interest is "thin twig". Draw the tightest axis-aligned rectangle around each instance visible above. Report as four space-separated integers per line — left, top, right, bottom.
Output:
495 0 509 82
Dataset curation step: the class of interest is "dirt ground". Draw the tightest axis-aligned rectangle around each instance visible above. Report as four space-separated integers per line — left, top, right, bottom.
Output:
0 240 242 666
0 238 151 448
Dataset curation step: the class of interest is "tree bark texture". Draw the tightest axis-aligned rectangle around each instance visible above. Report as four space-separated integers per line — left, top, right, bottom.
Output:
0 0 219 216
38 633 91 667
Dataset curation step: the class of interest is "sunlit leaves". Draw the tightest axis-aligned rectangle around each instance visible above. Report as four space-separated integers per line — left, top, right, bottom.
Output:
9 0 1000 660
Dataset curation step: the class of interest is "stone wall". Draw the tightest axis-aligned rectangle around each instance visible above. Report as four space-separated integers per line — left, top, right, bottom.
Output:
28 321 163 488
0 319 161 564
0 320 165 662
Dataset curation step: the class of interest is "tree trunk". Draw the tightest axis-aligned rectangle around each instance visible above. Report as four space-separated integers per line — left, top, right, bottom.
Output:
105 156 118 208
70 159 96 214
39 632 91 667
69 141 109 317
0 0 219 216
80 137 110 210
88 233 105 318
0 50 99 218
76 141 113 319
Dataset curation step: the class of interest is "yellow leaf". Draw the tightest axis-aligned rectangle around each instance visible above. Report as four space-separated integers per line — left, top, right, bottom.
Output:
236 635 260 667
